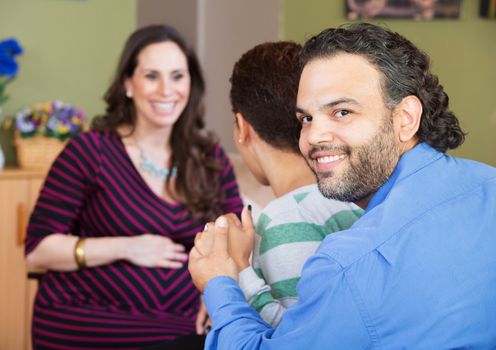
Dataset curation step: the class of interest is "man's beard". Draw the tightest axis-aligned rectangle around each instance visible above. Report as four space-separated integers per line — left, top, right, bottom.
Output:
309 115 400 204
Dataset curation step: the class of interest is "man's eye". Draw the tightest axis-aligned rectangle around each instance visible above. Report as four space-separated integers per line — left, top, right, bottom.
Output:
299 115 312 124
335 110 350 118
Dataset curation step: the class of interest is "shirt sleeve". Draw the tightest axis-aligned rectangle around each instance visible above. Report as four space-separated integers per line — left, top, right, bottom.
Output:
25 132 101 255
215 144 244 216
203 252 372 349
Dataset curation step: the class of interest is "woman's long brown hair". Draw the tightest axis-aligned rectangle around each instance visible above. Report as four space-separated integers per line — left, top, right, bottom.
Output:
91 25 223 221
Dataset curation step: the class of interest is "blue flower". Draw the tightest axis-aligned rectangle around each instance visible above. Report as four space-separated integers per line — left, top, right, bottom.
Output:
0 38 23 78
0 37 23 109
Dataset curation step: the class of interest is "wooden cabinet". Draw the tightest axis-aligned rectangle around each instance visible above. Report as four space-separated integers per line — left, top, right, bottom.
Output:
0 169 45 350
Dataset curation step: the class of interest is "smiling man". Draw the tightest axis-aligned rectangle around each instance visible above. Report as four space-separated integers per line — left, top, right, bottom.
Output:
296 53 403 209
189 23 496 349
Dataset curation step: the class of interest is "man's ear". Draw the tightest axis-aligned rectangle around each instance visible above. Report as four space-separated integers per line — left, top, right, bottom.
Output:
235 112 251 144
393 95 422 143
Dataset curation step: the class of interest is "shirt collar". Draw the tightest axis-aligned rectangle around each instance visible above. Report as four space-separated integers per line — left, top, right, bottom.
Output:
365 143 443 212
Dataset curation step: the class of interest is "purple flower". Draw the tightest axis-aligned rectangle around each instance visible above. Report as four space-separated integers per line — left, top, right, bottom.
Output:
16 100 87 140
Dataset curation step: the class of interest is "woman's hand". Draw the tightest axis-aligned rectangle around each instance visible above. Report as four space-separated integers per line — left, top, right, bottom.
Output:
124 234 187 268
193 222 215 257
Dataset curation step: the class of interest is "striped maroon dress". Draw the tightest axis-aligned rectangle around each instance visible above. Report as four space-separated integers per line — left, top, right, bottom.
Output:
25 131 243 349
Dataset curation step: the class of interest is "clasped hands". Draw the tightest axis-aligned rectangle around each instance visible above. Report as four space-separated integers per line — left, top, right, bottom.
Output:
189 206 255 293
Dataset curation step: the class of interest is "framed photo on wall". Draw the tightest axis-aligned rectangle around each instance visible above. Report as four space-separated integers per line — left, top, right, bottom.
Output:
345 0 463 20
480 0 496 18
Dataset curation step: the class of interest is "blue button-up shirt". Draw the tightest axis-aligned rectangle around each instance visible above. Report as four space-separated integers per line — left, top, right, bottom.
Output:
203 143 496 349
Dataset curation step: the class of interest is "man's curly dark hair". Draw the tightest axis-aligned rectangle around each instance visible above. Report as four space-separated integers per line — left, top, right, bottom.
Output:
300 23 465 153
230 41 302 153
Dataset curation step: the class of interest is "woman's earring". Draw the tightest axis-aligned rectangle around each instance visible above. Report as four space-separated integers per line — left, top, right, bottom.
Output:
126 90 133 98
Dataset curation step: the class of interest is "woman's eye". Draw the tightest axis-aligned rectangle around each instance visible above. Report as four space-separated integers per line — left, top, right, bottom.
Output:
145 72 158 80
172 73 184 81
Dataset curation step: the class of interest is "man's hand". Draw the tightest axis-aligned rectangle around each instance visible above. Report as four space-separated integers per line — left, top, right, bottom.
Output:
227 207 255 271
195 298 211 335
189 216 238 293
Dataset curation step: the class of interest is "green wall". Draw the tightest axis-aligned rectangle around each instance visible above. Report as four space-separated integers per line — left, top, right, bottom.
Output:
1 1 494 167
0 0 135 165
282 1 496 166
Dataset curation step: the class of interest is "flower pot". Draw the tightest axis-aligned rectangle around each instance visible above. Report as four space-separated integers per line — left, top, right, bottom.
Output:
15 133 66 170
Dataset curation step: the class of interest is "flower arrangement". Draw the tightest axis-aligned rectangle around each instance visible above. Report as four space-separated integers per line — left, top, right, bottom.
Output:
16 100 86 141
0 38 23 110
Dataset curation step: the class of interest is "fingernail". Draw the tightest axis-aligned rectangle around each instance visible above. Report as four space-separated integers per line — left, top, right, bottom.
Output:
247 204 252 212
216 216 227 228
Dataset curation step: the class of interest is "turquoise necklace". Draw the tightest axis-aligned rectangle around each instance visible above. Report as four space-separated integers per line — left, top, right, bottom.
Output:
139 151 177 180
134 138 177 180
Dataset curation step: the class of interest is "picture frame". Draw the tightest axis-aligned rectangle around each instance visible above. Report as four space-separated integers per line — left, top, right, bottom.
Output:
480 0 496 18
345 0 463 20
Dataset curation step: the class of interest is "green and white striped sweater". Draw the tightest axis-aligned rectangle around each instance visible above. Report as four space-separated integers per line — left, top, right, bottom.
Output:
238 184 363 327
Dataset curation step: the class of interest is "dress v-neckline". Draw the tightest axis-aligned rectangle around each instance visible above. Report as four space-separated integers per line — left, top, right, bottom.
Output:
115 132 181 208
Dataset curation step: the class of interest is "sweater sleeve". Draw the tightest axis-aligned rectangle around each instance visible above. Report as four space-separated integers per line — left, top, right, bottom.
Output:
238 266 287 327
215 144 244 216
24 131 102 255
239 206 330 327
238 224 290 327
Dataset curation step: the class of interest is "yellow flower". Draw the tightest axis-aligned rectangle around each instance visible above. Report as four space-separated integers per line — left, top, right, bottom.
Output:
71 116 82 124
58 124 69 134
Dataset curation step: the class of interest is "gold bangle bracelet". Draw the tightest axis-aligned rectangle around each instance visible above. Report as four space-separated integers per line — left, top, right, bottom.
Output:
74 238 86 269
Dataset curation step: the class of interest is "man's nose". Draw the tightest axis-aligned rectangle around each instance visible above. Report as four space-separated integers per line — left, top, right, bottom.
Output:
305 117 336 146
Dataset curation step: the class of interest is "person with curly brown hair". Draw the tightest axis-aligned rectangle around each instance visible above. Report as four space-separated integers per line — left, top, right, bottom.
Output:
25 25 242 349
189 23 496 349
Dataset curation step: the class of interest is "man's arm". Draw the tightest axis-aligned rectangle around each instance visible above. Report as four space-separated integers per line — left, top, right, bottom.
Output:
189 217 372 349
